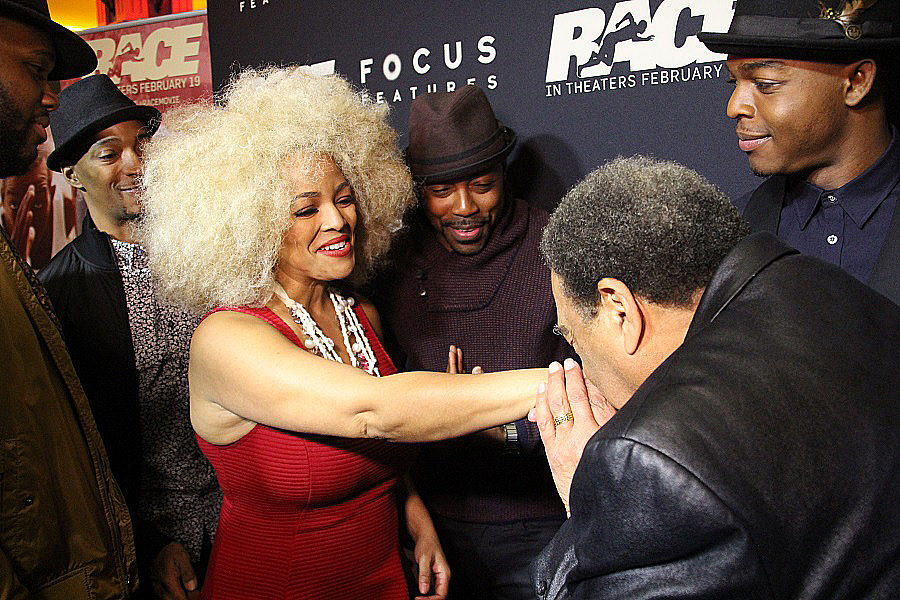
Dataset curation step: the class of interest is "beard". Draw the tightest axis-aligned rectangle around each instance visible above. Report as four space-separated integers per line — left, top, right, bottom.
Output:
0 82 37 178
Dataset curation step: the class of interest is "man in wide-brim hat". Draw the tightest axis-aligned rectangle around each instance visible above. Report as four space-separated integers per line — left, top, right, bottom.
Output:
370 85 574 599
39 73 223 600
698 0 900 305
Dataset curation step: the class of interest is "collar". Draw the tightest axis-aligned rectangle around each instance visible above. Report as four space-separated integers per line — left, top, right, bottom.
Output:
687 232 798 337
407 197 530 312
415 194 523 266
790 127 900 230
70 213 118 270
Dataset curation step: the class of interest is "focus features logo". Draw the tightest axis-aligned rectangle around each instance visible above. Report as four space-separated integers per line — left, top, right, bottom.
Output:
358 36 498 104
545 0 733 96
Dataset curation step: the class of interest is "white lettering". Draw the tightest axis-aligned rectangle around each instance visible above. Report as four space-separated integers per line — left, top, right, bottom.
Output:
87 38 116 79
443 41 463 70
477 35 496 64
545 1 734 83
545 8 606 83
359 58 374 84
383 53 402 81
650 0 726 68
583 0 653 76
413 48 430 74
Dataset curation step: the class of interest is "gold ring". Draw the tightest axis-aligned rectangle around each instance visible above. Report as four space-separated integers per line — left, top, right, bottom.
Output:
553 411 574 426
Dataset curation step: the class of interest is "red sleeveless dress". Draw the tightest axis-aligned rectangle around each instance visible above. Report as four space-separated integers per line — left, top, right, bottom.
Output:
196 304 416 599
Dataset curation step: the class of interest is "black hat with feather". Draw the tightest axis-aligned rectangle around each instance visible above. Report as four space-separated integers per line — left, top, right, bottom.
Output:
699 0 900 58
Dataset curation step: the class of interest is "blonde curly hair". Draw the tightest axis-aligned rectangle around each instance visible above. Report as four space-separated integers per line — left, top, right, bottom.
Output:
137 67 414 312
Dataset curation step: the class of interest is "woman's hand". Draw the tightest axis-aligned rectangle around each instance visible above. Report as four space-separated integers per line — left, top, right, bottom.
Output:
404 476 451 599
412 531 450 599
530 359 617 515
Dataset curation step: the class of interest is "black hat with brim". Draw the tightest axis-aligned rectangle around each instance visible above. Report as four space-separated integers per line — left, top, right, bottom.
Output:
406 86 516 185
407 126 517 185
47 74 160 172
0 0 98 80
698 0 900 57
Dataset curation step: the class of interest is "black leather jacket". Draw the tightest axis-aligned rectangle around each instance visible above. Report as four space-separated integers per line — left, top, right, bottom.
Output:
39 216 169 573
533 233 900 599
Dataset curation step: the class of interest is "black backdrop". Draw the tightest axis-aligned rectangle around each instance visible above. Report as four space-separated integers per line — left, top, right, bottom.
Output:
207 0 759 212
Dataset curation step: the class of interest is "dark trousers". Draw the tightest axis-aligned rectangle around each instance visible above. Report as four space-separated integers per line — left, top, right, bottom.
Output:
433 515 565 600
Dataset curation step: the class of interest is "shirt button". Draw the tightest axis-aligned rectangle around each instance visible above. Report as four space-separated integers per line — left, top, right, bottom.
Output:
825 194 836 203
827 235 839 245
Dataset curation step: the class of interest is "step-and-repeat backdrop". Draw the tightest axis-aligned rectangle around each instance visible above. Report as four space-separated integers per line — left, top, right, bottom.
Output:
207 0 758 212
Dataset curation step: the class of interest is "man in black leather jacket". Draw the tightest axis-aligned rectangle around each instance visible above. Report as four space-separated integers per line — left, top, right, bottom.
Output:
531 156 900 599
39 74 221 599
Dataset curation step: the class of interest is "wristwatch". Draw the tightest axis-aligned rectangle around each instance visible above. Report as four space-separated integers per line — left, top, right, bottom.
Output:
503 422 519 454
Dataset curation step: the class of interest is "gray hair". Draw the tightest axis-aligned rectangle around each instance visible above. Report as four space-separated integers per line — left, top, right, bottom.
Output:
541 155 749 315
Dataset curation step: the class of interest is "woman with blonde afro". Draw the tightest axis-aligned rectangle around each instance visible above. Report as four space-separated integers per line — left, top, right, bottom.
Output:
138 67 546 600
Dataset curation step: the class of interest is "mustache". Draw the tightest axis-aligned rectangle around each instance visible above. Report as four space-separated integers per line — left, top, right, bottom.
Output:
442 217 488 229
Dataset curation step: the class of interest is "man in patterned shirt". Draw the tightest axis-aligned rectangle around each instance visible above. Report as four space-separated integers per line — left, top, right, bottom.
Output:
39 74 221 600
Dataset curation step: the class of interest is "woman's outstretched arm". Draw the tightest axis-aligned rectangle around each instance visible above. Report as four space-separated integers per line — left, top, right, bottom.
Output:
190 310 545 444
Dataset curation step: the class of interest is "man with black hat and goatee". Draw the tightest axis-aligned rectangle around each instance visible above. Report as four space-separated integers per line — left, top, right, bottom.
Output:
698 0 900 305
1 1 139 598
38 74 222 600
371 86 573 599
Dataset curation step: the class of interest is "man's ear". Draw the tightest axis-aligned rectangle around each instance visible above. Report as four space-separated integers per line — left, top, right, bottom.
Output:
62 165 84 190
596 277 644 356
844 59 878 108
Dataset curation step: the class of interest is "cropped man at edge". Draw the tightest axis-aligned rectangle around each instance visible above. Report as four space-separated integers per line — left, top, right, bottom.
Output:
0 0 138 597
39 74 221 599
371 85 572 599
698 0 900 304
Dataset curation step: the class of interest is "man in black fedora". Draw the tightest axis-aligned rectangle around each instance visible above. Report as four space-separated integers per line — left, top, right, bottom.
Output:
698 0 900 305
370 86 573 599
1 1 139 598
38 73 222 600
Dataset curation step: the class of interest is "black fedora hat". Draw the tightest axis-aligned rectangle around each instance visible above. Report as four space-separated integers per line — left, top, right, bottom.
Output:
699 0 900 56
406 86 516 184
47 74 160 172
0 0 97 80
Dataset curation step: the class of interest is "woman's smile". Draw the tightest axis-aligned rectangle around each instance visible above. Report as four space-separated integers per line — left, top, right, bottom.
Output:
316 234 352 257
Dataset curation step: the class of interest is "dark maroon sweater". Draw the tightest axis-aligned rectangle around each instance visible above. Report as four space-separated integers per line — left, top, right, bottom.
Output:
371 198 572 522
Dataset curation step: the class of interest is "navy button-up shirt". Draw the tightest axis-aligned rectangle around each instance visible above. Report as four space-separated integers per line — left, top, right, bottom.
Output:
776 130 900 284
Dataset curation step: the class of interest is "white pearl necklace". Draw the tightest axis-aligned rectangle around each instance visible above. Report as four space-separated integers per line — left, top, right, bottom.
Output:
272 283 380 376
